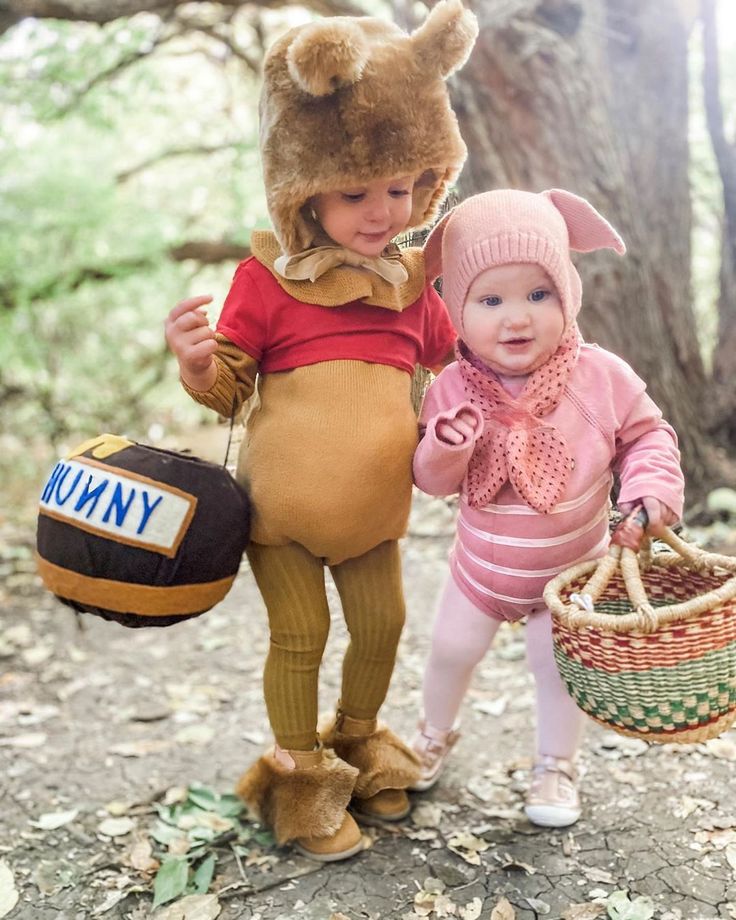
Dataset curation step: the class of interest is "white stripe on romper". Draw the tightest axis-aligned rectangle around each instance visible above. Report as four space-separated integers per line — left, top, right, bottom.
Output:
458 503 610 548
458 533 610 579
468 472 612 516
455 561 543 605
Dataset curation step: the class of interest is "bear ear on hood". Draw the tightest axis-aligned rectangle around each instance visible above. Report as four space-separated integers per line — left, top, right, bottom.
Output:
422 210 454 282
286 20 370 97
544 188 626 255
411 0 479 79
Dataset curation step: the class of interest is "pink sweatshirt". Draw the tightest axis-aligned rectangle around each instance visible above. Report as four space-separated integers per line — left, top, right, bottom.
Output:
413 344 684 621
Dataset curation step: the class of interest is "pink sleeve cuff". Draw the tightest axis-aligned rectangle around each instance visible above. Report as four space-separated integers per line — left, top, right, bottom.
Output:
413 402 484 496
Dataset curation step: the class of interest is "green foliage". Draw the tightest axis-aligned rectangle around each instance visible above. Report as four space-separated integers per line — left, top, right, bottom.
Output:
0 13 268 513
147 783 274 908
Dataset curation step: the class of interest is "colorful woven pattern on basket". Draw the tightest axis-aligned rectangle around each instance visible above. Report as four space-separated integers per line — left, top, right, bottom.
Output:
552 568 736 742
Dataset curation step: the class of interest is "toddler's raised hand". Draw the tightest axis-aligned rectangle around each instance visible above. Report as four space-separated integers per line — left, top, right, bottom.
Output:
436 407 481 446
618 497 678 533
165 295 218 390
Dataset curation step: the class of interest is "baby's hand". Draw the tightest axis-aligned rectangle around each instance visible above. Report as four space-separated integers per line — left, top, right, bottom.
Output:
164 295 218 389
436 407 481 446
618 497 678 533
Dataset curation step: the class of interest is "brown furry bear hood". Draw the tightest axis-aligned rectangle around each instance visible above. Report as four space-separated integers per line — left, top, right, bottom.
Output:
259 0 478 255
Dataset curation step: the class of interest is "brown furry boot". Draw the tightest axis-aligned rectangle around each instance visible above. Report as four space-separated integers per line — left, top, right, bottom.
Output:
322 711 421 822
236 745 364 861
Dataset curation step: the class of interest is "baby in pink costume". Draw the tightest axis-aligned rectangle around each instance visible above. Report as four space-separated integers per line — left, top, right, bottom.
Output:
411 189 685 826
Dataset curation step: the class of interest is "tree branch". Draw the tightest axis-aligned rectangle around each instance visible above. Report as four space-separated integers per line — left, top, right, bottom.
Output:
176 18 262 74
168 240 250 263
0 0 369 35
116 143 250 182
1 240 251 310
50 28 179 117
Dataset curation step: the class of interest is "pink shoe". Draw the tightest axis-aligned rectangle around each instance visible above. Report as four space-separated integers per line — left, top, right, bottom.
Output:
409 720 460 792
524 755 581 827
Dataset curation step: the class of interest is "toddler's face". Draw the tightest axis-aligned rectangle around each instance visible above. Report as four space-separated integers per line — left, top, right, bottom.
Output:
311 176 414 257
462 263 564 376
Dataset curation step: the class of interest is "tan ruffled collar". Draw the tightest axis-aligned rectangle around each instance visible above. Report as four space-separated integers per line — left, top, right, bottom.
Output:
250 230 427 312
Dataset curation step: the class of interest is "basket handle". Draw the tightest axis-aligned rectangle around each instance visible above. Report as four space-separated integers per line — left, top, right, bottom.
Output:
576 508 660 632
575 507 649 606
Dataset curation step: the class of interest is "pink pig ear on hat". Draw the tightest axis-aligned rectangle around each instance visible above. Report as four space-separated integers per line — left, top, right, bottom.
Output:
543 188 625 255
422 210 453 283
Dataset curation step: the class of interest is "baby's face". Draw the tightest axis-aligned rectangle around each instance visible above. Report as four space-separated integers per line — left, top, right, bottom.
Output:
462 263 564 376
311 176 414 257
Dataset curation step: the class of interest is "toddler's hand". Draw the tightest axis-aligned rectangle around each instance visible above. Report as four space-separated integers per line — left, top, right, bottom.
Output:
436 408 481 446
165 295 218 389
618 497 678 533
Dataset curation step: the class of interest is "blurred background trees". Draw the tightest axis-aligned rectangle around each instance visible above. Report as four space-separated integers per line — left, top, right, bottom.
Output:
1 0 735 518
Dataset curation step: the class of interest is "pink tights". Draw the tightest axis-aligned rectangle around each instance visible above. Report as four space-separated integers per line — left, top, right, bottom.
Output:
422 575 586 759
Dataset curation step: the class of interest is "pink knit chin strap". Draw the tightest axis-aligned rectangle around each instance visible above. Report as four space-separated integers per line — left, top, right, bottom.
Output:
457 326 581 513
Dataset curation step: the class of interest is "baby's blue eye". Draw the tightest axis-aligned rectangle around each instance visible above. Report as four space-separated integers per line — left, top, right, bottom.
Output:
529 289 548 302
342 193 365 203
389 189 411 197
481 295 502 307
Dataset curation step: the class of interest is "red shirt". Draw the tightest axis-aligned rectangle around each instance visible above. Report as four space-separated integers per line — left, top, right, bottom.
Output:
217 257 456 374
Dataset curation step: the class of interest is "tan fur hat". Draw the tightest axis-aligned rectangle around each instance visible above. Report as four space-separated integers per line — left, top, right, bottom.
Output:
259 0 478 254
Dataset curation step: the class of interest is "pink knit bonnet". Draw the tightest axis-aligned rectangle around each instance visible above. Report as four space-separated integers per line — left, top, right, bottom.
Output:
423 188 625 334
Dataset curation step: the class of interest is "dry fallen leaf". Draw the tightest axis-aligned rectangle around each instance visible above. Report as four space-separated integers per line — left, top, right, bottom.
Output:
0 731 47 748
108 739 170 758
499 854 536 874
97 816 136 838
174 724 215 745
459 898 482 920
694 827 736 849
472 696 508 716
104 800 134 817
412 802 443 829
446 832 489 865
701 737 736 761
561 903 606 920
0 861 19 919
124 831 159 874
32 809 79 830
491 896 516 920
583 866 615 884
153 894 221 920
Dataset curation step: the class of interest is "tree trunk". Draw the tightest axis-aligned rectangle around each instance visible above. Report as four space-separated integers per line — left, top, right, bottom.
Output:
701 0 736 439
451 0 719 498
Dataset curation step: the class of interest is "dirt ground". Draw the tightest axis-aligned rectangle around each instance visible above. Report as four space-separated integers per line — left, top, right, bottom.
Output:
2 464 736 920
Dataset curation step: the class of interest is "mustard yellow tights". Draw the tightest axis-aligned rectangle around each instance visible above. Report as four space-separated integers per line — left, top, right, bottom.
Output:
246 539 406 751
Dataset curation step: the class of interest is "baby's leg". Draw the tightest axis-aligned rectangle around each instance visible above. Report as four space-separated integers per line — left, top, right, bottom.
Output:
423 574 502 732
525 609 586 759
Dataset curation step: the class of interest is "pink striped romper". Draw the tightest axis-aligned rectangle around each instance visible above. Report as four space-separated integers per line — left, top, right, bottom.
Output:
413 344 685 622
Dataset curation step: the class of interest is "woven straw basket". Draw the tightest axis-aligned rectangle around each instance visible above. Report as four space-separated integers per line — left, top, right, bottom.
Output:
544 512 736 744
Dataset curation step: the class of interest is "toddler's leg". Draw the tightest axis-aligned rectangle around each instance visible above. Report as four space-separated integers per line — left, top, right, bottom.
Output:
423 574 501 731
524 608 585 828
238 541 363 861
246 540 331 751
328 540 419 821
330 539 405 720
525 609 585 759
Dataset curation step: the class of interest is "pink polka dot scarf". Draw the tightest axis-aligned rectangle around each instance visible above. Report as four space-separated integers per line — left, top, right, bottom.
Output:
456 326 582 513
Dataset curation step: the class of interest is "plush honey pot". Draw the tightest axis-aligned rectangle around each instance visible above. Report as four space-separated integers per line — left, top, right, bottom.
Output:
36 434 250 627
